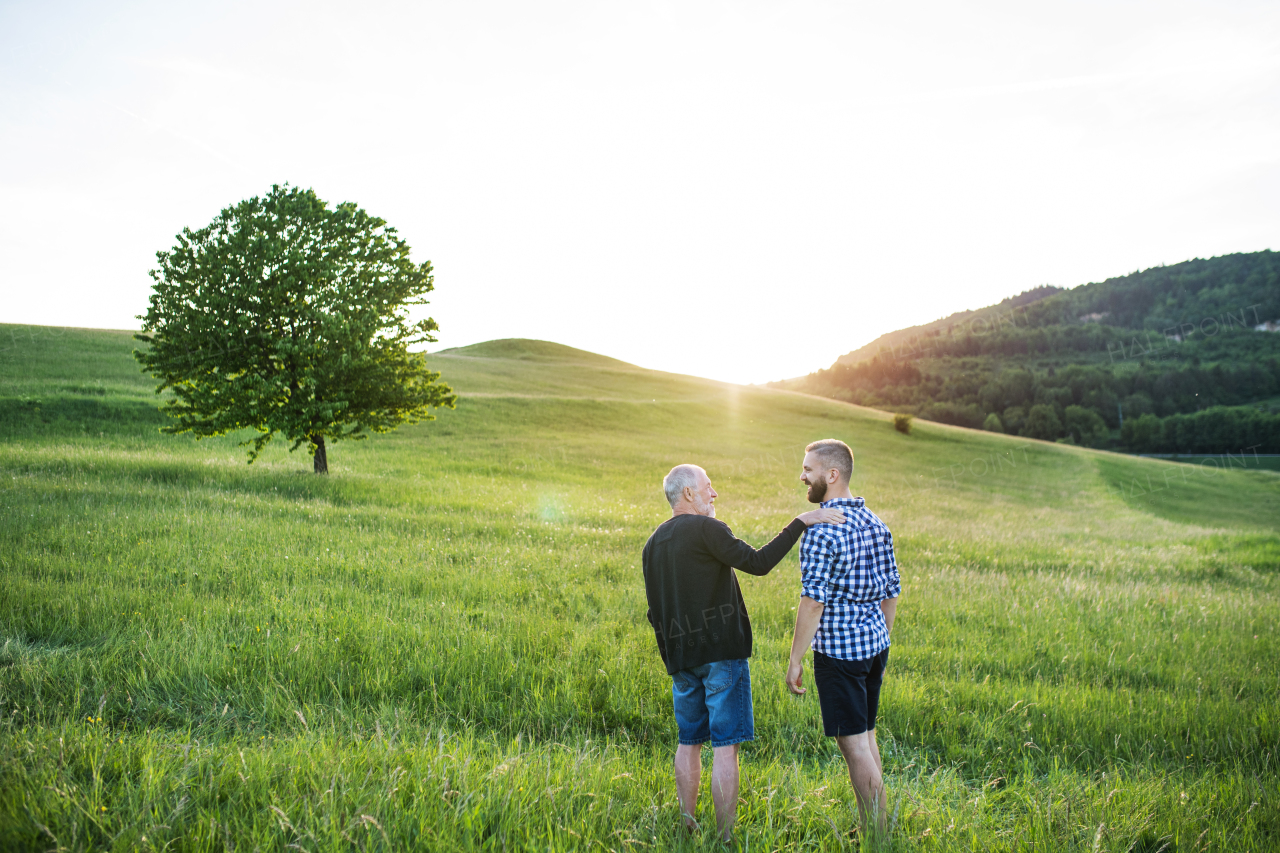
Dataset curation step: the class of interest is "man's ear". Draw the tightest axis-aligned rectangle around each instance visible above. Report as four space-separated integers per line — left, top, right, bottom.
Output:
827 468 839 484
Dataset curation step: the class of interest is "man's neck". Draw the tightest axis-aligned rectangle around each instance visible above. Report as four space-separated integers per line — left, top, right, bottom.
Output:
822 487 855 502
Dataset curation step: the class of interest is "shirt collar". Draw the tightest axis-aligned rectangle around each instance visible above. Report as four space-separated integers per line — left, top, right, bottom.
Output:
820 496 865 509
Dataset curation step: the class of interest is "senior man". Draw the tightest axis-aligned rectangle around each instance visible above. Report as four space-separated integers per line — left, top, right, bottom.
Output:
642 463 844 842
786 439 901 839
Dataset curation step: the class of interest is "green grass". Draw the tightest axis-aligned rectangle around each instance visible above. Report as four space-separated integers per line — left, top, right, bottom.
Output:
1 323 1277 852
1141 454 1280 473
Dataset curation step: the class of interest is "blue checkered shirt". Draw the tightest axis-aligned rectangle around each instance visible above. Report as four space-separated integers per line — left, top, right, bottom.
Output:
799 497 902 661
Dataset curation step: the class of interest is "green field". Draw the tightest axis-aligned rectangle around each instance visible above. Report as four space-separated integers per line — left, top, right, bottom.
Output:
1 323 1277 852
1141 454 1280 473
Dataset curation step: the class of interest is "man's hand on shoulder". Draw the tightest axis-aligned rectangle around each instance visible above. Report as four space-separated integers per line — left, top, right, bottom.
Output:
797 508 845 527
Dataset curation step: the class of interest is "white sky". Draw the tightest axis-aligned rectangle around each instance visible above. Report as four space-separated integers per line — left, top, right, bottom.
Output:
2 1 1278 384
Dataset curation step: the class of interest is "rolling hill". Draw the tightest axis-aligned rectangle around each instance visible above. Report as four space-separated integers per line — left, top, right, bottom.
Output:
772 251 1280 455
1 324 1276 850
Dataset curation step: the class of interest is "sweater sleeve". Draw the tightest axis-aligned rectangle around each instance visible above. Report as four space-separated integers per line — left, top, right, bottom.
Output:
701 517 807 576
641 541 669 666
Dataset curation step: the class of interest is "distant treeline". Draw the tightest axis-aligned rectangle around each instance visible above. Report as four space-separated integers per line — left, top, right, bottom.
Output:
817 353 1280 420
786 251 1280 454
836 251 1279 366
1016 251 1279 332
807 355 1280 452
877 309 1268 363
1121 407 1280 455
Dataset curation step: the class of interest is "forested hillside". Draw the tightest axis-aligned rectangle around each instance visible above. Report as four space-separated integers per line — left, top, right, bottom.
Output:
773 251 1280 453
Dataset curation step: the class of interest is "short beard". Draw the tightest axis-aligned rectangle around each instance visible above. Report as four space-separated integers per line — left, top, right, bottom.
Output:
806 479 828 504
694 495 716 518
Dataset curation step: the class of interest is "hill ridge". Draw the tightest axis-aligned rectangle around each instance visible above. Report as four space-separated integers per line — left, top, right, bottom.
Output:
771 251 1280 454
436 338 637 368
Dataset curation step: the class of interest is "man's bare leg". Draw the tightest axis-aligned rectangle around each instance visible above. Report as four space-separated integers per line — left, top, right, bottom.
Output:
674 743 702 830
710 743 740 841
868 728 884 778
836 730 887 835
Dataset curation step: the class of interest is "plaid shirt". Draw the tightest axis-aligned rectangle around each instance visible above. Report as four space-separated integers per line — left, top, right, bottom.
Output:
799 496 902 661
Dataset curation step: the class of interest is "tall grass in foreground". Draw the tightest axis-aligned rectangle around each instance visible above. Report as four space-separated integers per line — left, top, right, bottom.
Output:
0 328 1277 851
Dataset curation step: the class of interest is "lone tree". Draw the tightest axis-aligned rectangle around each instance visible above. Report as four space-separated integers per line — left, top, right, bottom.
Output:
135 184 456 473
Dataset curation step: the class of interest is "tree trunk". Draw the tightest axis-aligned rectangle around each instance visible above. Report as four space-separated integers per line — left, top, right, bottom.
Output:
311 434 328 474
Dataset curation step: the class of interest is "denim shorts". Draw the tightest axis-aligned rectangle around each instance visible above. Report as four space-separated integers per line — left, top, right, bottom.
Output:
671 658 754 747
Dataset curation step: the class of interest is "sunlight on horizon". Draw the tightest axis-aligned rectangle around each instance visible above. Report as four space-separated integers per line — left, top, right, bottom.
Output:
2 1 1278 384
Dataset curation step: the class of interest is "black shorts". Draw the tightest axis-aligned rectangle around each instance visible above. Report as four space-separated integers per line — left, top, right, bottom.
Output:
813 648 889 737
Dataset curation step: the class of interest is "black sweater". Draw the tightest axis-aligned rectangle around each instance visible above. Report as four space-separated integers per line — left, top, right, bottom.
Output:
641 514 807 675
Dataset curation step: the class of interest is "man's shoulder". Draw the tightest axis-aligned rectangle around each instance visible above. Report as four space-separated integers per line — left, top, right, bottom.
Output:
646 517 675 547
847 502 892 533
803 504 888 550
650 514 729 540
687 514 733 540
801 521 842 551
669 513 729 528
803 517 844 545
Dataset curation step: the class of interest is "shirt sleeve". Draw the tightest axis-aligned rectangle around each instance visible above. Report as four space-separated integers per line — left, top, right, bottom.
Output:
700 517 806 577
876 526 902 599
799 528 836 603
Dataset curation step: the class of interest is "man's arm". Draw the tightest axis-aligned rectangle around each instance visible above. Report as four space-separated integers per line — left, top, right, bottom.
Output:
646 607 668 665
700 508 842 577
881 596 898 635
785 596 824 694
874 525 901 637
787 528 836 695
641 542 669 666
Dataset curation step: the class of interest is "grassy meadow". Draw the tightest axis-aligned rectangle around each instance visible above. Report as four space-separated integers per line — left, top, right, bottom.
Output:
1 323 1278 852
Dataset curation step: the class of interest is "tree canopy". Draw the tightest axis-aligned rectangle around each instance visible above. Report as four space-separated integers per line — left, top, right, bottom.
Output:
135 184 456 472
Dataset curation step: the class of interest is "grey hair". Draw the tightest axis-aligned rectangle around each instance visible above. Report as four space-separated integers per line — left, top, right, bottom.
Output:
662 464 704 508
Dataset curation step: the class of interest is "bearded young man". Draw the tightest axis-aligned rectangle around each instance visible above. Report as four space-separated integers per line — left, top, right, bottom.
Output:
642 463 844 843
786 439 902 839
